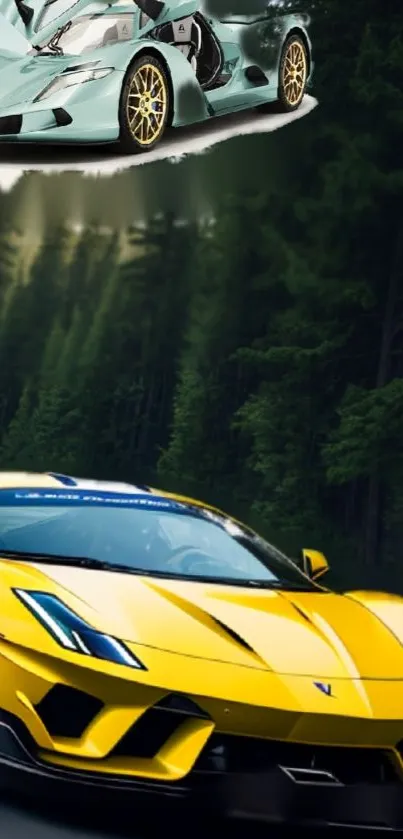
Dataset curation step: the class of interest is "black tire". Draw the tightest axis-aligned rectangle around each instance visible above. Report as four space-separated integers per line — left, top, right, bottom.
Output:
118 54 171 154
256 34 308 115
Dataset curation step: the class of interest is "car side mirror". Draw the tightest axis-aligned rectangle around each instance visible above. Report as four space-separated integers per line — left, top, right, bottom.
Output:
300 549 330 581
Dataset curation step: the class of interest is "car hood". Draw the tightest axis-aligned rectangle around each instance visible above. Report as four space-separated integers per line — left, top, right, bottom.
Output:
0 42 137 109
0 53 73 108
10 562 403 680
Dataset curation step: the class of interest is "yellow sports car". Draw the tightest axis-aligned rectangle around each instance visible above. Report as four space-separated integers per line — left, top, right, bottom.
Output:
1 471 403 830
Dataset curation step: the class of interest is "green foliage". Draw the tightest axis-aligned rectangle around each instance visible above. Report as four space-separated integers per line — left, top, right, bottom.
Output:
324 381 403 484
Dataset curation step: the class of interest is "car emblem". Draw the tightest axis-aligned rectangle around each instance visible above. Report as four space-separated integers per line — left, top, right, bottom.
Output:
314 681 333 697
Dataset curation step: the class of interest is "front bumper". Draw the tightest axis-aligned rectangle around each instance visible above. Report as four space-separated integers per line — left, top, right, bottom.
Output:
0 106 119 144
0 709 194 804
0 70 124 144
2 710 403 831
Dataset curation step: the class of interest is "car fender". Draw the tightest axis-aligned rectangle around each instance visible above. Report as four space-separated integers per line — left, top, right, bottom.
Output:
344 589 403 646
282 16 312 68
117 38 210 126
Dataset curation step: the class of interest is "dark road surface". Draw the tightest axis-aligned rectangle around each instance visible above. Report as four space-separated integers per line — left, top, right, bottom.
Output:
0 796 181 839
0 798 129 839
0 798 243 839
0 794 240 839
0 795 394 839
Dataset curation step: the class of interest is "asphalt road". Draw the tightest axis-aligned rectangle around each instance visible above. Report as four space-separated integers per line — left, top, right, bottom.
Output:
0 799 128 839
0 795 271 839
0 795 186 839
0 792 395 839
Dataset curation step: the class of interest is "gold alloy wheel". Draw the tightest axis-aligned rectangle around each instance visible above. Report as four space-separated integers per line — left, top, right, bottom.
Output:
126 62 168 147
282 39 307 107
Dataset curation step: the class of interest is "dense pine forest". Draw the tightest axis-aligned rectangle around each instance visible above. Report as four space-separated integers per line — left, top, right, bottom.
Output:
0 0 401 588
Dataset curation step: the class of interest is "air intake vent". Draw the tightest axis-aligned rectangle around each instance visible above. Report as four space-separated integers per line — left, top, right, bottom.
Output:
0 115 22 135
110 694 209 759
36 684 103 738
194 735 398 785
213 618 255 653
155 694 210 718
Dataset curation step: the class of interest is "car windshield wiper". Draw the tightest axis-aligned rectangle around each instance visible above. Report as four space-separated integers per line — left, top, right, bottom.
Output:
0 550 134 573
39 20 72 55
209 578 315 591
249 580 315 591
133 572 316 590
0 552 317 589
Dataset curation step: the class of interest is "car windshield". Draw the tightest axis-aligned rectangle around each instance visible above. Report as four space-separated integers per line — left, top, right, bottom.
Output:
0 490 318 590
39 13 136 55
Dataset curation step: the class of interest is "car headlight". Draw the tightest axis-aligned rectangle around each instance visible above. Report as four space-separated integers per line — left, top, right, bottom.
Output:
13 589 146 670
33 67 114 103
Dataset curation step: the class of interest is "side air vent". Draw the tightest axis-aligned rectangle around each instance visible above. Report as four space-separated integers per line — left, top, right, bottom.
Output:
53 108 73 127
244 65 268 87
35 684 104 738
110 694 210 759
0 115 22 135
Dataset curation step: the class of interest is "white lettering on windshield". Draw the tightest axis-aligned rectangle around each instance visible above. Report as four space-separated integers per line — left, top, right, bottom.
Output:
13 491 176 508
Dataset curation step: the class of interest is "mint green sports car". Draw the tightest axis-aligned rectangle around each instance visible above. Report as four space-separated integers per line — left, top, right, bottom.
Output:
0 0 313 153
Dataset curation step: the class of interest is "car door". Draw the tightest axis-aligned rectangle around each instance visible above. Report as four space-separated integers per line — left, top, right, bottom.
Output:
206 5 294 114
0 0 105 43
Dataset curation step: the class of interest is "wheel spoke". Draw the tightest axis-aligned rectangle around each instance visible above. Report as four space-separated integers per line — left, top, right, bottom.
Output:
125 62 168 145
282 40 307 106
